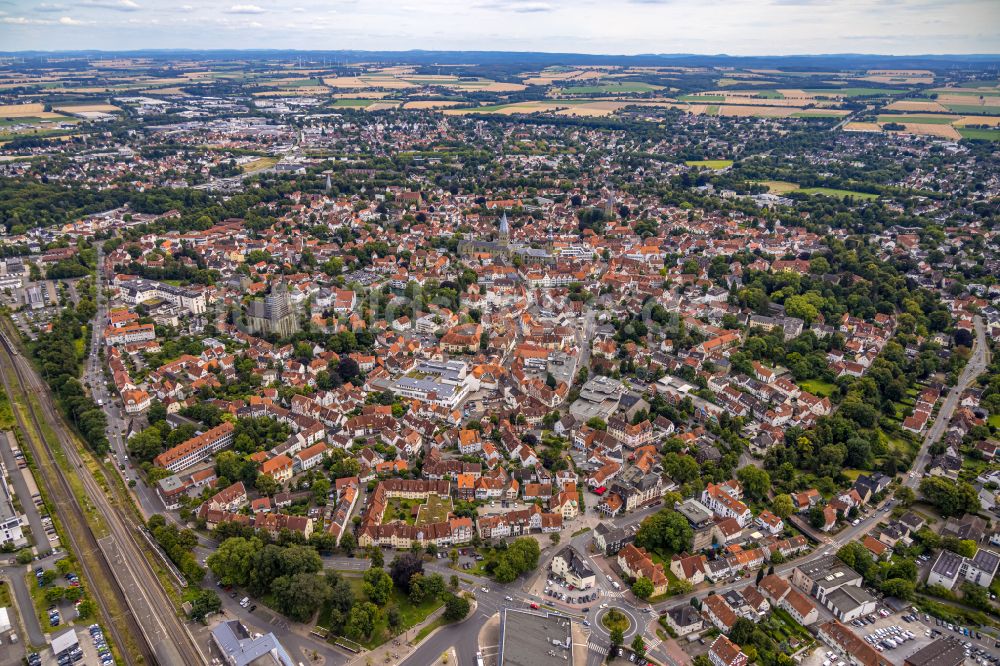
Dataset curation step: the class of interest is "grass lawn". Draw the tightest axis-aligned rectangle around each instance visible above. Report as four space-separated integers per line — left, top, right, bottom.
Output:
685 159 733 169
799 378 836 397
842 469 864 481
771 607 813 642
706 105 720 115
416 495 453 526
385 498 423 525
412 616 446 643
0 580 11 608
798 187 878 200
989 414 1000 429
959 128 1000 141
602 608 630 633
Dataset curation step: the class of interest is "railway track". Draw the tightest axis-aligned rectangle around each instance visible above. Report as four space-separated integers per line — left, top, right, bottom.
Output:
0 321 204 665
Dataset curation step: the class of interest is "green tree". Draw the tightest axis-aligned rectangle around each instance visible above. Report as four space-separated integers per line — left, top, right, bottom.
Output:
188 590 222 622
894 485 915 508
631 635 646 659
736 466 771 502
207 537 261 587
271 572 331 623
919 477 980 517
772 494 794 519
363 568 394 606
345 601 378 640
443 593 471 622
635 509 693 555
631 577 654 599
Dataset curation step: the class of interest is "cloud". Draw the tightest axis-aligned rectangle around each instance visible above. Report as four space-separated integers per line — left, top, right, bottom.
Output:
476 0 554 12
226 4 266 13
82 0 140 10
59 15 88 24
1 16 53 24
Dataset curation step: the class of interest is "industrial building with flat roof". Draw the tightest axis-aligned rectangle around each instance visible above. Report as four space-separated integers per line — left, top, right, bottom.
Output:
498 609 575 666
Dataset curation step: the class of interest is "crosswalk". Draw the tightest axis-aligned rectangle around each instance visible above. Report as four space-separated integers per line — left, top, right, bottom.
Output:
645 635 662 652
603 589 627 599
588 640 609 656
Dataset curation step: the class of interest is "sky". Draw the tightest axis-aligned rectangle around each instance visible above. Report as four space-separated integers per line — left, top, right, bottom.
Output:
0 0 998 55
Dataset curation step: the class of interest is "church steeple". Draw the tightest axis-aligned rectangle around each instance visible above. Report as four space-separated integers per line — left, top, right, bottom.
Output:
498 212 510 246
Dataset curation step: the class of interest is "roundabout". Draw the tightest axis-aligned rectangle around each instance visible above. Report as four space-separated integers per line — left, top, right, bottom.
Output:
594 605 641 640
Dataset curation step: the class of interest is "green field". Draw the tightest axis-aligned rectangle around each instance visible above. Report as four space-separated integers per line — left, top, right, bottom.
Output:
798 187 878 200
799 378 836 397
754 90 785 99
331 99 375 107
959 128 1000 141
943 104 1000 115
685 159 733 169
804 87 905 97
989 414 1000 429
557 82 660 95
679 94 725 102
275 78 323 88
878 115 956 125
792 111 845 118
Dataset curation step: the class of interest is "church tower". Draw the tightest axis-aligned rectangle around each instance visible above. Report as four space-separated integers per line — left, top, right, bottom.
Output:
498 212 510 246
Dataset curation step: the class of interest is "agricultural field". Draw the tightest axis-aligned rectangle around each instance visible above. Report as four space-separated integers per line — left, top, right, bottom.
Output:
958 127 1000 141
866 112 1000 140
555 81 661 95
757 180 801 194
685 159 733 169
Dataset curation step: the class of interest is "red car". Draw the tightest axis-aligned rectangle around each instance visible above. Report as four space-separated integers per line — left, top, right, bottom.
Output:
530 603 539 610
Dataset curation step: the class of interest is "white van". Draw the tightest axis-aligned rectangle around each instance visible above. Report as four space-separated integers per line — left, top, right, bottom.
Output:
611 581 621 590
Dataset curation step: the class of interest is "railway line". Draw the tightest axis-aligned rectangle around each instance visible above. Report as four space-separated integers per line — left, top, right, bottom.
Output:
0 320 205 665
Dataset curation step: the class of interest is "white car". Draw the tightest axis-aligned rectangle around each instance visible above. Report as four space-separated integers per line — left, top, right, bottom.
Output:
505 596 513 602
481 587 488 593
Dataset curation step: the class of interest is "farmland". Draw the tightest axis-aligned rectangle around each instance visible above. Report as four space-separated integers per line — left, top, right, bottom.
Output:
685 159 733 169
556 81 661 95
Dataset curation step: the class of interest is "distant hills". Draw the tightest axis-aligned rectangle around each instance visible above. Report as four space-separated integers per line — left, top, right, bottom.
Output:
1 49 998 69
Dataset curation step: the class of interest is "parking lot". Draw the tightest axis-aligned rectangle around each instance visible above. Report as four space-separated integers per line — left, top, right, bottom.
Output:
849 608 1000 665
543 574 599 607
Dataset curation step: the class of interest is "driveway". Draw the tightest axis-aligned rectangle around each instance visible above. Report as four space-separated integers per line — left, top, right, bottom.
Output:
0 565 46 647
0 430 50 556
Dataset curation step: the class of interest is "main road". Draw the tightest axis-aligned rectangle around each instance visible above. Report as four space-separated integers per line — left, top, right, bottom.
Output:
904 315 990 490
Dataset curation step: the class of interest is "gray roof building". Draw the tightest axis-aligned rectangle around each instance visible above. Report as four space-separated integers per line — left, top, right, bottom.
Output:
498 609 575 666
903 636 965 666
211 620 295 666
